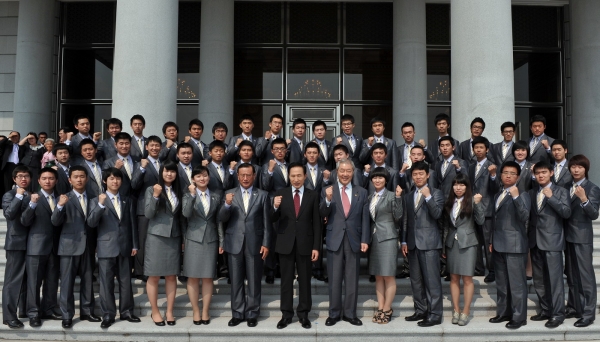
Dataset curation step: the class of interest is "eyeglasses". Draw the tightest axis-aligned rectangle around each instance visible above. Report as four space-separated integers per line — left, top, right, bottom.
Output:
272 148 287 152
502 130 514 134
15 175 31 179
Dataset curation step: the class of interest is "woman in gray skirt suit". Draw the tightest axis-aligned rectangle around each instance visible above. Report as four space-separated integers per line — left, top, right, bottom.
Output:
144 160 182 326
442 173 485 326
181 165 224 325
367 167 403 324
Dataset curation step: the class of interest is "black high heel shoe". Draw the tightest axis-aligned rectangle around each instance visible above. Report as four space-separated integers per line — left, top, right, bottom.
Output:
200 319 210 325
166 315 176 326
151 313 165 326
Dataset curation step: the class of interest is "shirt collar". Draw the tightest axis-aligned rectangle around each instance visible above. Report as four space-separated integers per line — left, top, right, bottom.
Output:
190 137 201 145
294 137 303 144
477 158 487 166
276 160 286 166
405 142 414 148
540 183 552 190
503 140 513 145
85 159 99 167
574 178 586 187
517 160 526 168
241 133 252 140
211 161 223 169
344 133 354 139
444 155 455 163
556 159 567 167
147 155 158 165
106 191 119 202
240 185 253 193
196 188 210 197
72 189 86 198
118 154 131 161
293 186 305 195
375 188 385 197
307 163 318 170
374 135 385 141
40 189 53 198
338 181 352 191
374 163 386 168
179 161 190 168
78 132 91 139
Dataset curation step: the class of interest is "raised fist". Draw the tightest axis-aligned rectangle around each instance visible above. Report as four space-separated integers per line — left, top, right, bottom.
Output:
323 170 330 180
93 132 102 141
201 159 209 167
236 137 243 146
98 193 107 205
152 184 163 198
420 185 431 198
273 195 282 209
325 186 333 202
58 194 69 206
285 139 292 145
418 139 426 147
188 184 197 194
140 159 149 168
184 136 191 143
452 159 460 169
364 164 371 173
473 193 482 204
367 137 374 146
16 187 26 195
264 130 272 140
114 159 124 170
268 159 277 172
66 132 74 139
395 185 402 197
542 187 553 198
574 185 587 202
229 161 238 171
225 192 234 205
541 139 549 149
488 164 497 177
336 137 343 145
166 139 174 148
401 163 410 173
509 186 519 198
30 194 39 203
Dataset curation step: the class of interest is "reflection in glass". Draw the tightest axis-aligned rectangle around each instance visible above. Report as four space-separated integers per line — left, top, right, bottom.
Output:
234 104 283 137
62 49 113 100
344 49 392 101
177 49 200 100
343 105 392 139
234 49 282 100
513 52 561 103
427 50 450 101
515 107 562 140
287 49 339 100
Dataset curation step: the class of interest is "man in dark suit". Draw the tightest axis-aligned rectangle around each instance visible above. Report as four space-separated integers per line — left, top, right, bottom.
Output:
0 131 25 193
490 122 516 165
359 117 399 171
65 115 101 166
227 115 260 164
80 139 106 198
183 119 209 166
102 132 143 198
363 143 400 194
205 140 232 196
550 140 572 188
528 161 571 328
219 163 271 328
129 114 148 162
323 144 364 188
87 167 140 328
2 165 31 329
158 121 179 163
256 114 284 165
272 162 322 329
52 143 73 195
564 155 599 327
320 158 370 327
230 140 261 189
469 137 499 282
332 114 363 169
97 118 122 163
427 114 459 169
311 120 333 170
435 136 469 198
511 141 536 194
287 118 307 164
528 115 554 165
51 166 100 328
398 122 431 167
401 161 445 327
458 117 486 165
489 161 531 329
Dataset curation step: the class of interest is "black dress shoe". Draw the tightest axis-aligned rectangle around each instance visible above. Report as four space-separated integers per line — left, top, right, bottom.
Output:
277 318 292 329
396 272 409 279
18 314 27 319
81 314 102 322
3 319 24 329
228 317 244 326
119 314 141 322
41 313 62 320
545 319 563 328
299 318 311 329
151 313 165 326
417 318 441 327
323 276 329 283
325 317 340 326
101 318 115 328
566 310 582 319
474 271 485 277
526 276 532 281
484 274 495 283
193 320 201 325
62 319 73 329
315 274 327 282
574 318 594 327
29 316 42 327
530 313 551 321
247 318 257 327
369 275 376 283
178 276 188 283
342 316 363 326
405 312 426 321
506 320 527 329
489 315 512 323
265 275 275 284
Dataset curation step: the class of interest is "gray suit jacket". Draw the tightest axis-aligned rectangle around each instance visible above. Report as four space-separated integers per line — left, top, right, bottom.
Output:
87 195 139 258
528 134 554 164
331 134 363 169
129 135 147 162
68 133 94 166
359 137 399 171
2 189 30 251
458 139 477 165
434 157 469 198
304 164 325 194
176 163 193 194
369 189 403 243
21 191 60 256
103 155 143 198
81 160 104 199
428 137 460 169
565 179 600 244
260 162 290 198
206 162 232 197
131 162 161 216
158 141 178 164
490 141 515 165
144 187 181 238
219 187 272 255
468 159 499 217
189 139 208 166
552 162 573 188
55 164 72 195
97 138 117 163
402 187 444 250
444 201 485 250
528 184 571 251
181 191 224 247
227 135 259 164
319 184 370 253
51 191 91 256
492 190 530 254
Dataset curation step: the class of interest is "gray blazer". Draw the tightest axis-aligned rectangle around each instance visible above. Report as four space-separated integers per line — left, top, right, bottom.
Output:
468 159 499 217
131 162 161 216
97 137 117 163
490 141 515 165
528 184 571 251
434 156 469 198
218 187 272 255
359 137 399 171
181 191 224 248
87 195 139 258
331 134 363 169
51 191 91 256
206 162 232 196
444 201 485 250
144 186 181 238
102 155 143 198
55 164 72 195
227 135 259 164
552 162 573 188
565 179 600 244
528 134 554 164
369 189 403 243
260 162 289 198
21 191 60 256
158 141 178 164
402 187 445 251
2 189 30 251
81 160 104 199
492 189 530 254
428 137 460 169
129 136 147 162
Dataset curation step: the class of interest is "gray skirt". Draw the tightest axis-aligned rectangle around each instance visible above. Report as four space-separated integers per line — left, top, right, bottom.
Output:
446 243 477 277
182 238 218 279
144 233 181 277
368 237 398 277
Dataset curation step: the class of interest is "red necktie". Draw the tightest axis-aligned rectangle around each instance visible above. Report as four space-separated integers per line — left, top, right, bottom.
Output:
341 186 350 217
294 189 300 217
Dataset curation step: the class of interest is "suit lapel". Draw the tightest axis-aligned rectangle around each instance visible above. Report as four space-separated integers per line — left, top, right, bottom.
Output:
373 189 387 218
39 191 52 214
232 187 245 215
105 195 120 221
70 192 85 217
246 188 259 214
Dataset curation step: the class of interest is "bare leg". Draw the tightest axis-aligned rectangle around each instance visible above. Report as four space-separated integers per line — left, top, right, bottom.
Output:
450 274 461 313
164 275 177 321
146 276 162 322
201 278 214 320
186 278 200 321
382 276 396 312
462 276 474 315
375 276 385 310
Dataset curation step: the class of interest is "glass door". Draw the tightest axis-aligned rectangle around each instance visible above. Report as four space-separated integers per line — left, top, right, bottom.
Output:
286 104 339 143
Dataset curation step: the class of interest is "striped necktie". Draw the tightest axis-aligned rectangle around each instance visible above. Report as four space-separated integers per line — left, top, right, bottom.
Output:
570 183 577 198
310 167 316 185
243 190 249 213
200 192 209 216
475 162 481 177
47 195 55 211
414 190 422 210
79 194 87 217
166 187 177 212
122 158 131 178
92 162 102 189
453 199 462 222
537 190 544 211
441 160 449 177
113 196 121 220
319 142 327 161
280 164 288 183
369 193 379 219
502 143 509 160
348 136 356 152
185 165 192 183
554 164 561 182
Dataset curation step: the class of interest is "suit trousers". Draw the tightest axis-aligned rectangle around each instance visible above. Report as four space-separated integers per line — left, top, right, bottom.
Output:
59 248 96 319
312 222 326 274
2 250 27 321
475 218 494 275
408 248 443 320
531 247 565 321
98 256 135 319
264 221 279 276
327 233 360 319
133 215 149 277
26 253 60 318
494 252 528 322
565 242 596 320
228 239 263 320
280 241 312 320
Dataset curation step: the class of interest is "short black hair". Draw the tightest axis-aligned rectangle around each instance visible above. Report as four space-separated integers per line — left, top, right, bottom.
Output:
411 161 429 175
269 114 283 123
209 140 226 151
332 144 349 155
500 121 516 132
369 166 390 183
39 167 58 180
237 162 255 174
370 142 388 155
340 114 355 124
79 138 96 150
238 140 254 151
68 165 88 178
550 139 568 150
130 114 146 126
147 135 162 146
288 161 306 175
434 113 450 126
293 118 307 129
13 165 32 179
73 114 90 126
533 160 553 173
106 118 122 130
238 114 254 124
177 142 193 153
500 161 522 176
512 140 530 159
470 117 485 130
304 141 319 153
52 143 70 156
312 120 326 132
192 165 210 177
370 117 386 127
212 122 228 134
38 131 48 137
27 132 38 140
271 137 287 149
114 132 132 142
530 115 546 126
189 119 204 131
162 121 179 135
438 136 456 147
102 167 123 181
401 122 415 131
471 136 490 149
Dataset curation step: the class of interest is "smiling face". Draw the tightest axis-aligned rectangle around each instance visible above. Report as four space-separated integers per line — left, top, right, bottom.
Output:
412 169 430 188
146 141 161 159
104 175 122 194
162 168 177 186
337 163 354 186
289 165 306 189
115 139 131 156
80 143 97 162
371 176 386 191
107 123 121 138
193 170 210 190
453 182 466 198
514 148 528 162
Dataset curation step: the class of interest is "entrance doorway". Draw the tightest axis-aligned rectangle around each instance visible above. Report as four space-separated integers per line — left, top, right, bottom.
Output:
286 104 340 143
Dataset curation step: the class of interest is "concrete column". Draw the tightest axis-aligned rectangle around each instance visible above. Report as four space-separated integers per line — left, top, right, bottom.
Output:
451 0 515 141
571 0 600 182
393 0 428 142
198 0 234 139
112 0 178 137
12 0 55 134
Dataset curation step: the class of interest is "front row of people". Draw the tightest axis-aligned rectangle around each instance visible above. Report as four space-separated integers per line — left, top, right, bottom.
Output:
2 154 597 330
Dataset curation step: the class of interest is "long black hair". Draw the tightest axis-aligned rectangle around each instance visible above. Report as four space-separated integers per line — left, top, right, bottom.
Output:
158 160 182 210
443 173 473 218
